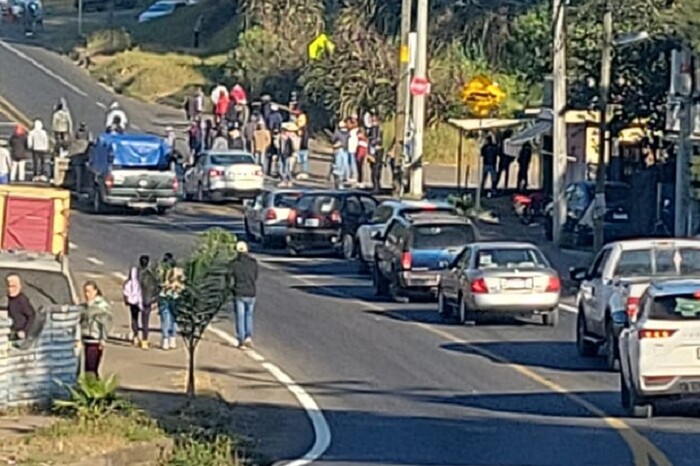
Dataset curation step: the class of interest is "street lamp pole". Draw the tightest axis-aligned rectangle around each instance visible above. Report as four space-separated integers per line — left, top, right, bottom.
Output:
394 0 413 197
409 0 428 198
552 0 568 246
593 0 613 252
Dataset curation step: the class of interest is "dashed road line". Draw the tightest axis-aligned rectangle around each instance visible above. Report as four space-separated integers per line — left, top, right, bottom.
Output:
0 40 88 97
112 271 128 281
559 303 578 313
96 101 107 109
86 256 104 265
69 242 78 250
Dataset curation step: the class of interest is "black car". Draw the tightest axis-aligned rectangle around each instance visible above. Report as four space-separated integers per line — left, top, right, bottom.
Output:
286 191 378 256
545 181 633 246
373 213 477 301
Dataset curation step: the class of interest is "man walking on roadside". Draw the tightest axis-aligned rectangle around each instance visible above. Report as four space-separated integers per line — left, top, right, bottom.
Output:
230 241 258 349
27 119 49 181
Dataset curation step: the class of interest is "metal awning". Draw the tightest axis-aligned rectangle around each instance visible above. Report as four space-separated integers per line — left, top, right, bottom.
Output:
447 118 525 133
508 120 552 146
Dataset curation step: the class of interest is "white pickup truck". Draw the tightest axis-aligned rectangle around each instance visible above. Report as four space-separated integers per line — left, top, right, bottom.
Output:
570 238 700 370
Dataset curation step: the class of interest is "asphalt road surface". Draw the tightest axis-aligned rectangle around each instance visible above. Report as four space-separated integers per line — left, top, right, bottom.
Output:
2 26 700 466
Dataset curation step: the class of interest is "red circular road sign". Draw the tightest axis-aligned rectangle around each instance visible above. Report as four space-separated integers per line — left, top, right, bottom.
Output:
410 77 431 96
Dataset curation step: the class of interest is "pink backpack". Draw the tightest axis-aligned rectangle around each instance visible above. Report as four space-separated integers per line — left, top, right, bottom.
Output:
122 267 142 307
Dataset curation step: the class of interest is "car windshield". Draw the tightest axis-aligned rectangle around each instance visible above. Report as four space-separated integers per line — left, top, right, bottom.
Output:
0 268 72 309
650 294 700 321
148 3 173 11
297 195 339 214
614 247 700 277
412 224 474 250
274 192 304 208
210 153 255 165
475 248 548 269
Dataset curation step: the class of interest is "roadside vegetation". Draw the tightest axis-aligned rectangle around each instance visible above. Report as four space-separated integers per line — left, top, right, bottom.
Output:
43 0 698 163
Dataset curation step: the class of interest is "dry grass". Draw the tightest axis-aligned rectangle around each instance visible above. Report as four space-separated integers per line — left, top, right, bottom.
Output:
0 413 163 465
381 120 481 165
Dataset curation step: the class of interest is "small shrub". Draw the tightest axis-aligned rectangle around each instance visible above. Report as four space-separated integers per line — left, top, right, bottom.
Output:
167 428 240 466
54 373 131 421
86 28 132 56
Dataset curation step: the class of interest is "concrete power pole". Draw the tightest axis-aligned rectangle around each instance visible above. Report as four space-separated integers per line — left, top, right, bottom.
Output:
394 0 413 196
552 0 568 246
676 50 694 237
409 0 428 198
593 0 613 252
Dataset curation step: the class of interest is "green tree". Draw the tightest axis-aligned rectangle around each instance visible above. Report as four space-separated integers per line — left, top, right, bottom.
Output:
665 0 700 52
175 228 238 398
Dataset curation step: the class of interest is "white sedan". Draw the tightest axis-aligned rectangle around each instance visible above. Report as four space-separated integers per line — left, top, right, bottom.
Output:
184 151 264 202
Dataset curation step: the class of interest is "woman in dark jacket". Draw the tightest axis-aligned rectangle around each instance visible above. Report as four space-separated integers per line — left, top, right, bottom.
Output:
137 255 159 349
8 124 28 182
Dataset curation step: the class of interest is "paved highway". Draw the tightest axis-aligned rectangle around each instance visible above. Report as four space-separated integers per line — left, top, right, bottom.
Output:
1 27 700 466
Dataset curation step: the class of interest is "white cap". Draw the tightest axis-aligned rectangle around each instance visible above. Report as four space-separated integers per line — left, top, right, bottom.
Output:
236 242 249 253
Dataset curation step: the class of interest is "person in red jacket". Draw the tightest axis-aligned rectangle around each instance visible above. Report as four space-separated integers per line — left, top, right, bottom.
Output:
215 91 229 125
356 128 369 186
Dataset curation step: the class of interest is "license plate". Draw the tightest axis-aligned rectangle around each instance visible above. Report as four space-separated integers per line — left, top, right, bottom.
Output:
613 213 628 220
506 278 532 289
305 218 320 227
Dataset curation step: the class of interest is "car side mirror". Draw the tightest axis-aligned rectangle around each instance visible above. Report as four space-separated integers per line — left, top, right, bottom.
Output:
243 199 254 208
611 310 630 328
371 231 383 241
569 267 587 282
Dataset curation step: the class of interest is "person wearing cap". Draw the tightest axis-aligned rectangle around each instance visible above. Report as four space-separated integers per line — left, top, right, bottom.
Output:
229 241 258 348
266 103 283 134
9 124 28 183
0 140 12 185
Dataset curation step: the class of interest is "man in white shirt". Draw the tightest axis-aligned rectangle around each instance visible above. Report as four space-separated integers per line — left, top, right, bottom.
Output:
27 119 49 180
347 127 359 183
0 140 12 184
105 102 128 131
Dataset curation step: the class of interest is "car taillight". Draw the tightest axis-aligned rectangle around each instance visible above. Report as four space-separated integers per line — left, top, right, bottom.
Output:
471 278 489 294
400 251 412 270
288 209 298 225
638 329 677 339
330 210 342 224
265 209 277 220
104 174 114 190
209 168 223 178
546 276 561 292
626 296 640 318
255 169 263 177
643 376 675 386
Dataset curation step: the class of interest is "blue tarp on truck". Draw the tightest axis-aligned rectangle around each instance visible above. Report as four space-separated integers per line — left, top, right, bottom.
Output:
89 133 170 174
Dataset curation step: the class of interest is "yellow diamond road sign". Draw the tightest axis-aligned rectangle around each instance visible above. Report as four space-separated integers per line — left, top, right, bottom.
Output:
308 34 335 60
461 75 506 117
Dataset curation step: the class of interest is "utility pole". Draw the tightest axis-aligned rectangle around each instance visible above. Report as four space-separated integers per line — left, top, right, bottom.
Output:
394 0 412 196
78 0 83 37
593 0 613 252
409 0 427 198
552 0 568 246
676 50 694 237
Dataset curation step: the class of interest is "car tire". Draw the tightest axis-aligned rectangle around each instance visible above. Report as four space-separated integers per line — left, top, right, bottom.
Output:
621 371 653 418
156 206 169 215
92 186 103 214
438 289 450 320
458 296 475 325
196 183 206 202
542 308 559 327
373 262 388 296
244 219 253 241
576 310 598 357
604 318 620 371
260 225 271 248
341 234 355 260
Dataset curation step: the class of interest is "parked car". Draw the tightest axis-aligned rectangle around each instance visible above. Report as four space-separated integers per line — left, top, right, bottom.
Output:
545 181 633 246
244 188 306 247
286 191 378 256
373 213 476 302
618 279 700 418
355 200 458 273
183 151 263 202
74 0 136 12
570 238 700 370
137 0 194 23
438 242 561 325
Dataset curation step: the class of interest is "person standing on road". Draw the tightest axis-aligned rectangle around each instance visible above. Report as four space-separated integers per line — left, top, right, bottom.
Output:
0 140 12 185
27 119 49 180
192 14 204 49
278 123 295 187
230 241 258 348
157 253 182 350
124 255 158 349
253 120 271 168
51 101 72 143
330 141 347 189
367 114 383 192
105 102 128 131
212 128 229 151
517 142 532 191
480 135 499 197
296 106 310 179
9 124 28 183
80 281 113 378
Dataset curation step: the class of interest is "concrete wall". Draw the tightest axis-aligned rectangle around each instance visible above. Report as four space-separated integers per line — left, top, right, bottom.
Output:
0 307 80 409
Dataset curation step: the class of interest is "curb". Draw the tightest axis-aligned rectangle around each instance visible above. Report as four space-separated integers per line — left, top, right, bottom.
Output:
67 438 174 466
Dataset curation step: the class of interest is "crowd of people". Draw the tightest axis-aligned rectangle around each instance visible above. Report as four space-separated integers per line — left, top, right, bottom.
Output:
479 135 533 197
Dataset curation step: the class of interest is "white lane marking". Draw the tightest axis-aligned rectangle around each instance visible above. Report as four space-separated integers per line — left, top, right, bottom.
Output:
96 101 107 109
560 303 577 314
258 257 342 264
68 241 78 250
292 274 367 281
86 256 104 265
207 326 331 466
112 271 128 281
0 40 89 97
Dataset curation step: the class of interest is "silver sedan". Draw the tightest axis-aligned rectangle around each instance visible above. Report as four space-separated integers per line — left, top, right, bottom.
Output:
438 241 561 326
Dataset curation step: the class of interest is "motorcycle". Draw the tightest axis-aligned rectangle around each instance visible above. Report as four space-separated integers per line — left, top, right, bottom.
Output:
513 192 550 225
